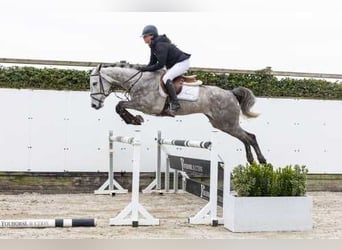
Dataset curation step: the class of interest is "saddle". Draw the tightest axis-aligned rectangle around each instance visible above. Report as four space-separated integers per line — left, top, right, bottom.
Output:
160 74 203 95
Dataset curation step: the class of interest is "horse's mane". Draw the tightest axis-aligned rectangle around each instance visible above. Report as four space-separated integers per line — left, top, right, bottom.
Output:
101 61 141 71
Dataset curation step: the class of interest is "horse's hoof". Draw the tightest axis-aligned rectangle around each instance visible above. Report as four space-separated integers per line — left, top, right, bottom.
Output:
132 120 141 125
136 115 144 123
131 115 144 125
259 158 267 164
247 156 254 165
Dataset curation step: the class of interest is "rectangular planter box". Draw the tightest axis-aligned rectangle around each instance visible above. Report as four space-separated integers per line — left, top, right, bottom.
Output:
224 192 313 232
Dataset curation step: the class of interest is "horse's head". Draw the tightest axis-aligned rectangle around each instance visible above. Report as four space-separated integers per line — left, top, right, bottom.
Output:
90 63 143 110
90 64 111 110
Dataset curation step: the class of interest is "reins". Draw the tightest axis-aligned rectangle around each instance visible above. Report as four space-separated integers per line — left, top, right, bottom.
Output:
123 70 143 100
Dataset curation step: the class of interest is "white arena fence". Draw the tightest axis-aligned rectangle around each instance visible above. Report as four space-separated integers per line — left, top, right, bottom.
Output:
0 88 341 174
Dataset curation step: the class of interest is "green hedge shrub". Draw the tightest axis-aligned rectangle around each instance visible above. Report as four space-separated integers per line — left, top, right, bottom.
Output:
0 66 89 90
232 163 308 196
189 69 342 99
1 65 342 99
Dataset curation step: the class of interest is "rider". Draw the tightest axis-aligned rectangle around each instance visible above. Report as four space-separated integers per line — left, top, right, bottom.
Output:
139 25 191 116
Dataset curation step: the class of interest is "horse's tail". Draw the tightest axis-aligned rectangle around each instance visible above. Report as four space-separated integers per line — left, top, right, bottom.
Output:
232 87 259 118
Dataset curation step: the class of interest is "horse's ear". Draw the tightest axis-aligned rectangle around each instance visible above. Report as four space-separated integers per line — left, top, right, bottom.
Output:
95 64 102 73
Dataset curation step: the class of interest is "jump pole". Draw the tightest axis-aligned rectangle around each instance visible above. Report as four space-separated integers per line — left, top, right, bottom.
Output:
109 130 159 227
0 219 96 228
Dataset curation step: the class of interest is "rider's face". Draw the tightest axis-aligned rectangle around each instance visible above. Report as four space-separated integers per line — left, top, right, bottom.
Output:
143 35 153 45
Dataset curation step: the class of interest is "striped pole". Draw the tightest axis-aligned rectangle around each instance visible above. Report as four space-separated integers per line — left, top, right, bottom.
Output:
0 219 96 228
158 139 211 149
156 130 162 190
109 130 114 191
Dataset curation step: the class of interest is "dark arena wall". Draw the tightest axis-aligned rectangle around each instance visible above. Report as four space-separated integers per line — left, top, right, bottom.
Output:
0 172 342 194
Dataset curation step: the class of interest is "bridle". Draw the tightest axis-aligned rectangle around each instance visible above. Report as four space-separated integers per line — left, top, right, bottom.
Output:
90 64 143 105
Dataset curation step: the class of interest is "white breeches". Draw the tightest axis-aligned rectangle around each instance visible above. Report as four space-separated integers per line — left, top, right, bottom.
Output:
162 59 190 84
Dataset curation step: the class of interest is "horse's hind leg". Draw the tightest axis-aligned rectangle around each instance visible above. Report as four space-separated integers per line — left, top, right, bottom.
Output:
243 143 254 164
221 125 266 164
217 125 254 164
245 131 267 164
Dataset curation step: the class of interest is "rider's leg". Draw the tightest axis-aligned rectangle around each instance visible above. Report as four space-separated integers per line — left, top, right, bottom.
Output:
162 59 190 113
165 79 180 112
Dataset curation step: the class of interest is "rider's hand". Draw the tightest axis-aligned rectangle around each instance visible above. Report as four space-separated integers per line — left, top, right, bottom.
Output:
138 66 147 72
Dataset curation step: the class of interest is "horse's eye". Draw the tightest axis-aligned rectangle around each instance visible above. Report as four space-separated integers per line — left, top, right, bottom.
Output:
92 82 98 86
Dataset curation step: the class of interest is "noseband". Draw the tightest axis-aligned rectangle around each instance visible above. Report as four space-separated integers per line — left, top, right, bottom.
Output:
90 64 143 104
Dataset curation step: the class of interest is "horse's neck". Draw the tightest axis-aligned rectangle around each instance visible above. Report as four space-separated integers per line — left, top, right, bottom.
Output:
105 68 138 91
105 68 161 91
120 72 135 91
121 71 161 91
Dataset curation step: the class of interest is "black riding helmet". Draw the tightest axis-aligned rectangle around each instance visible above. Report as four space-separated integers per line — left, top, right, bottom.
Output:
141 25 158 37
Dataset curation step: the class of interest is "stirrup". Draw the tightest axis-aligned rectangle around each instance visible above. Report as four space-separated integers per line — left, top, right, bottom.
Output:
170 102 181 112
161 103 180 117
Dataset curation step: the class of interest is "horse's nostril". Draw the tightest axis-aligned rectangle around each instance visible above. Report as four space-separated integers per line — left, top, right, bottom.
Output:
91 103 97 109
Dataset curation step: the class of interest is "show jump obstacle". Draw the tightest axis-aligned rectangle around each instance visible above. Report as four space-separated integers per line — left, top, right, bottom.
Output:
109 130 159 227
141 130 226 226
101 129 227 227
157 130 226 226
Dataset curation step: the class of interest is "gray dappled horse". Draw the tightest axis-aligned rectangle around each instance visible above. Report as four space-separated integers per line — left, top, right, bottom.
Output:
90 63 266 164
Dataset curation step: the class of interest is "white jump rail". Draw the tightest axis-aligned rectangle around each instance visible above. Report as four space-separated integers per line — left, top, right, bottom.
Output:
109 130 159 227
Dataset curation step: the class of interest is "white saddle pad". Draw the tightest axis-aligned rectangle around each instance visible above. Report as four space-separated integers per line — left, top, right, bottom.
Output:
159 85 200 101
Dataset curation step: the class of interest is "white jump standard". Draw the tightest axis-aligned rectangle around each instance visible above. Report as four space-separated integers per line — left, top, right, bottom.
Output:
109 130 159 227
94 131 128 195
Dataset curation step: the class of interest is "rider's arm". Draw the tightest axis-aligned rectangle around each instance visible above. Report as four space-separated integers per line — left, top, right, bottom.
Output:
147 50 157 66
141 43 168 72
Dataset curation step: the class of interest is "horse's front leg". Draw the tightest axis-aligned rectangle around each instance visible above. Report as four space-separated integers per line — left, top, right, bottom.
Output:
115 100 144 125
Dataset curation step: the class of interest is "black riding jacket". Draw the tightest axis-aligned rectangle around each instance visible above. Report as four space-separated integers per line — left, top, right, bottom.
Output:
143 35 191 71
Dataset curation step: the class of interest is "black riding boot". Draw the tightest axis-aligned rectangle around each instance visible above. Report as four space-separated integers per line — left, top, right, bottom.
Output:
165 80 181 116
